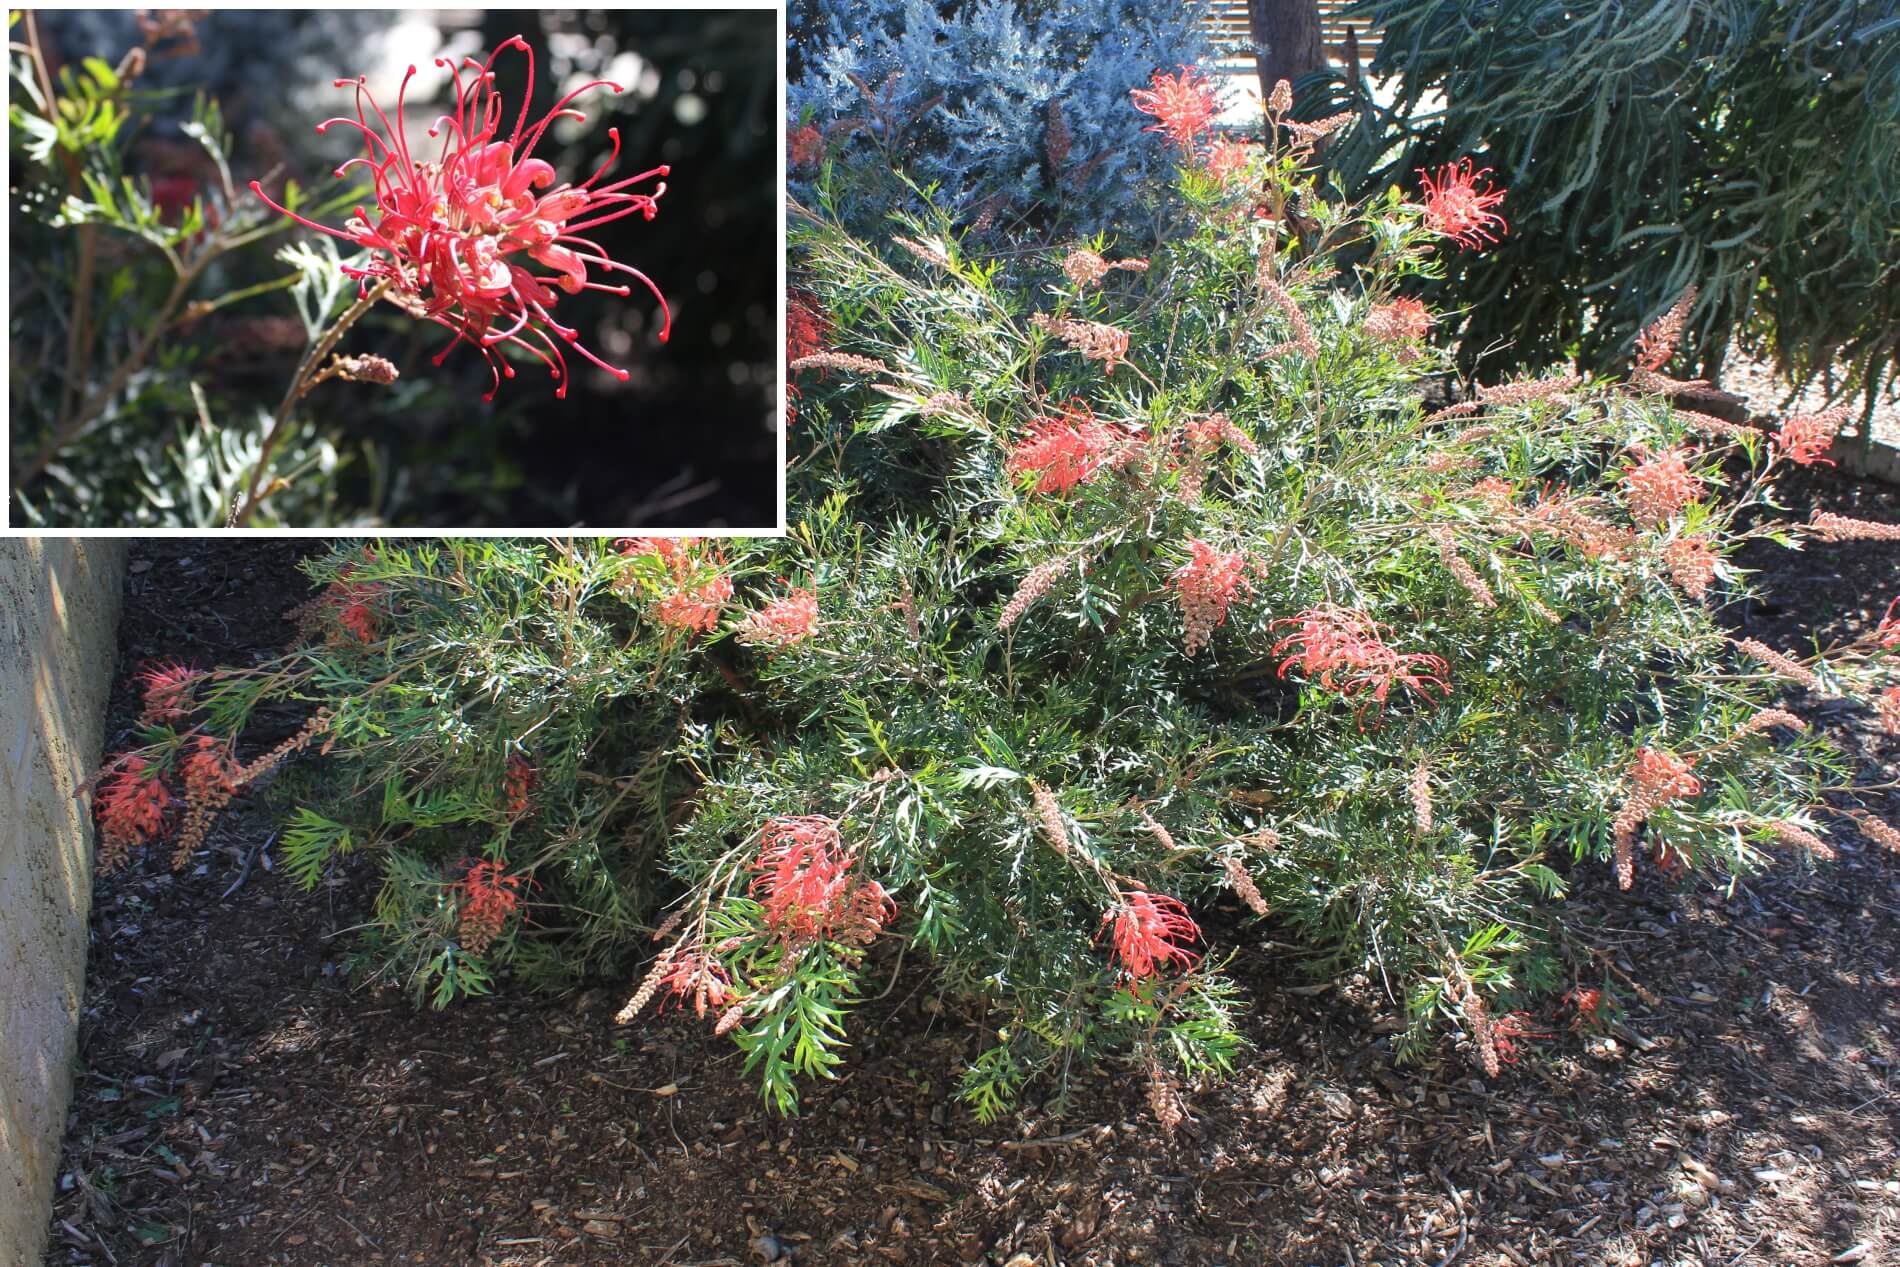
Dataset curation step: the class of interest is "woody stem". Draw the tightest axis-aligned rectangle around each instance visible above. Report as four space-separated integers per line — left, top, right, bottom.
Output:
233 278 392 527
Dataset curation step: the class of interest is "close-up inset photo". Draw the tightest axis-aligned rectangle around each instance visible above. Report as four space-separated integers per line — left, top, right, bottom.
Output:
8 8 780 529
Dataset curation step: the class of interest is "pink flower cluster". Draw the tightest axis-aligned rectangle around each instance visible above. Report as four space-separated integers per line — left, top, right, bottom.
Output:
1172 540 1251 656
735 586 820 649
617 537 732 634
1624 448 1702 528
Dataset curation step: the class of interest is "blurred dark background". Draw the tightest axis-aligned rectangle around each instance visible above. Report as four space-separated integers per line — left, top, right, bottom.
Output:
29 8 779 527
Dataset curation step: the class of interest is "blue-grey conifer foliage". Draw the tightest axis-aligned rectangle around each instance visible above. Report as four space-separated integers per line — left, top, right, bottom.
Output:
790 0 1212 235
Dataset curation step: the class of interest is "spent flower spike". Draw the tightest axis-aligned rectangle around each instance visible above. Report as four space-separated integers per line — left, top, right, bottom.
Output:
250 36 671 401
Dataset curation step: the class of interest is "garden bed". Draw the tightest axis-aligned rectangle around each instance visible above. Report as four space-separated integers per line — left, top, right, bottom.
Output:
44 496 1900 1266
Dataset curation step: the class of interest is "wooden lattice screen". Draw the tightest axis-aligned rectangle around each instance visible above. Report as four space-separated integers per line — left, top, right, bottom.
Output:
1203 1 1382 67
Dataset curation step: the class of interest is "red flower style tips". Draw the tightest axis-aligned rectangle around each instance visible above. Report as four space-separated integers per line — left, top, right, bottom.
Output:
1102 889 1201 981
1130 67 1220 150
250 37 671 401
1417 158 1508 250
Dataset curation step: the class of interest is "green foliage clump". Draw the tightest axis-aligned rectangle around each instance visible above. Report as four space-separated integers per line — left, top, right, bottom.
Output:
1323 0 1900 408
104 106 1899 1123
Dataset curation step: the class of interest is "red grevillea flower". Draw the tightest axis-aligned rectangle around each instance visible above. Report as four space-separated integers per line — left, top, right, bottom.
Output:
1773 406 1850 467
1102 889 1201 981
180 736 240 801
250 37 671 401
458 859 522 954
1130 67 1220 150
1416 158 1508 250
504 754 538 817
1624 447 1702 528
652 950 736 1017
1364 297 1434 347
1006 401 1128 495
1272 606 1451 714
655 573 733 633
789 123 824 170
1203 134 1251 183
749 815 895 946
95 755 173 872
137 660 203 725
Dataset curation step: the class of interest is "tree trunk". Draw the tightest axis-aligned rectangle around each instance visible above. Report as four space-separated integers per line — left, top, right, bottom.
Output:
1248 0 1325 107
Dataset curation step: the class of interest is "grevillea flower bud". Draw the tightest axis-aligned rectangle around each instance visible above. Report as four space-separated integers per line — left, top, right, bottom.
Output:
1611 748 1700 890
1000 555 1074 631
1850 809 1900 854
250 37 671 401
1430 525 1495 609
1031 313 1131 373
1736 709 1807 738
1810 511 1900 542
1734 638 1822 692
1766 820 1834 861
1411 763 1433 833
1029 781 1071 855
1633 288 1696 374
1222 853 1269 915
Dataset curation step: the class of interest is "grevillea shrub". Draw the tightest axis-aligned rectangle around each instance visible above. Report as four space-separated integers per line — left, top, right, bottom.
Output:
99 80 1900 1119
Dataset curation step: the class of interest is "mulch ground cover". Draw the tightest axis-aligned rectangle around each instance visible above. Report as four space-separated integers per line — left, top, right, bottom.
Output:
42 485 1900 1266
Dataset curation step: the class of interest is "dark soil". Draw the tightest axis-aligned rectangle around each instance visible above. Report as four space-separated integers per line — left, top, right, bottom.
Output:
44 495 1900 1267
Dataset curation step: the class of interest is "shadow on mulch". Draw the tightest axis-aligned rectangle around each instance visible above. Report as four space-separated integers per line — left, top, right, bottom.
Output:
44 500 1900 1267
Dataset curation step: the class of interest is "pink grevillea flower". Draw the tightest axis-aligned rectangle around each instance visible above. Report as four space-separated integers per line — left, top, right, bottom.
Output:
735 585 820 650
137 660 203 725
1772 405 1851 467
1102 890 1201 981
1272 606 1451 715
1625 447 1702 528
1173 539 1251 656
1130 67 1220 150
1203 134 1252 183
1417 158 1508 250
250 36 671 401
